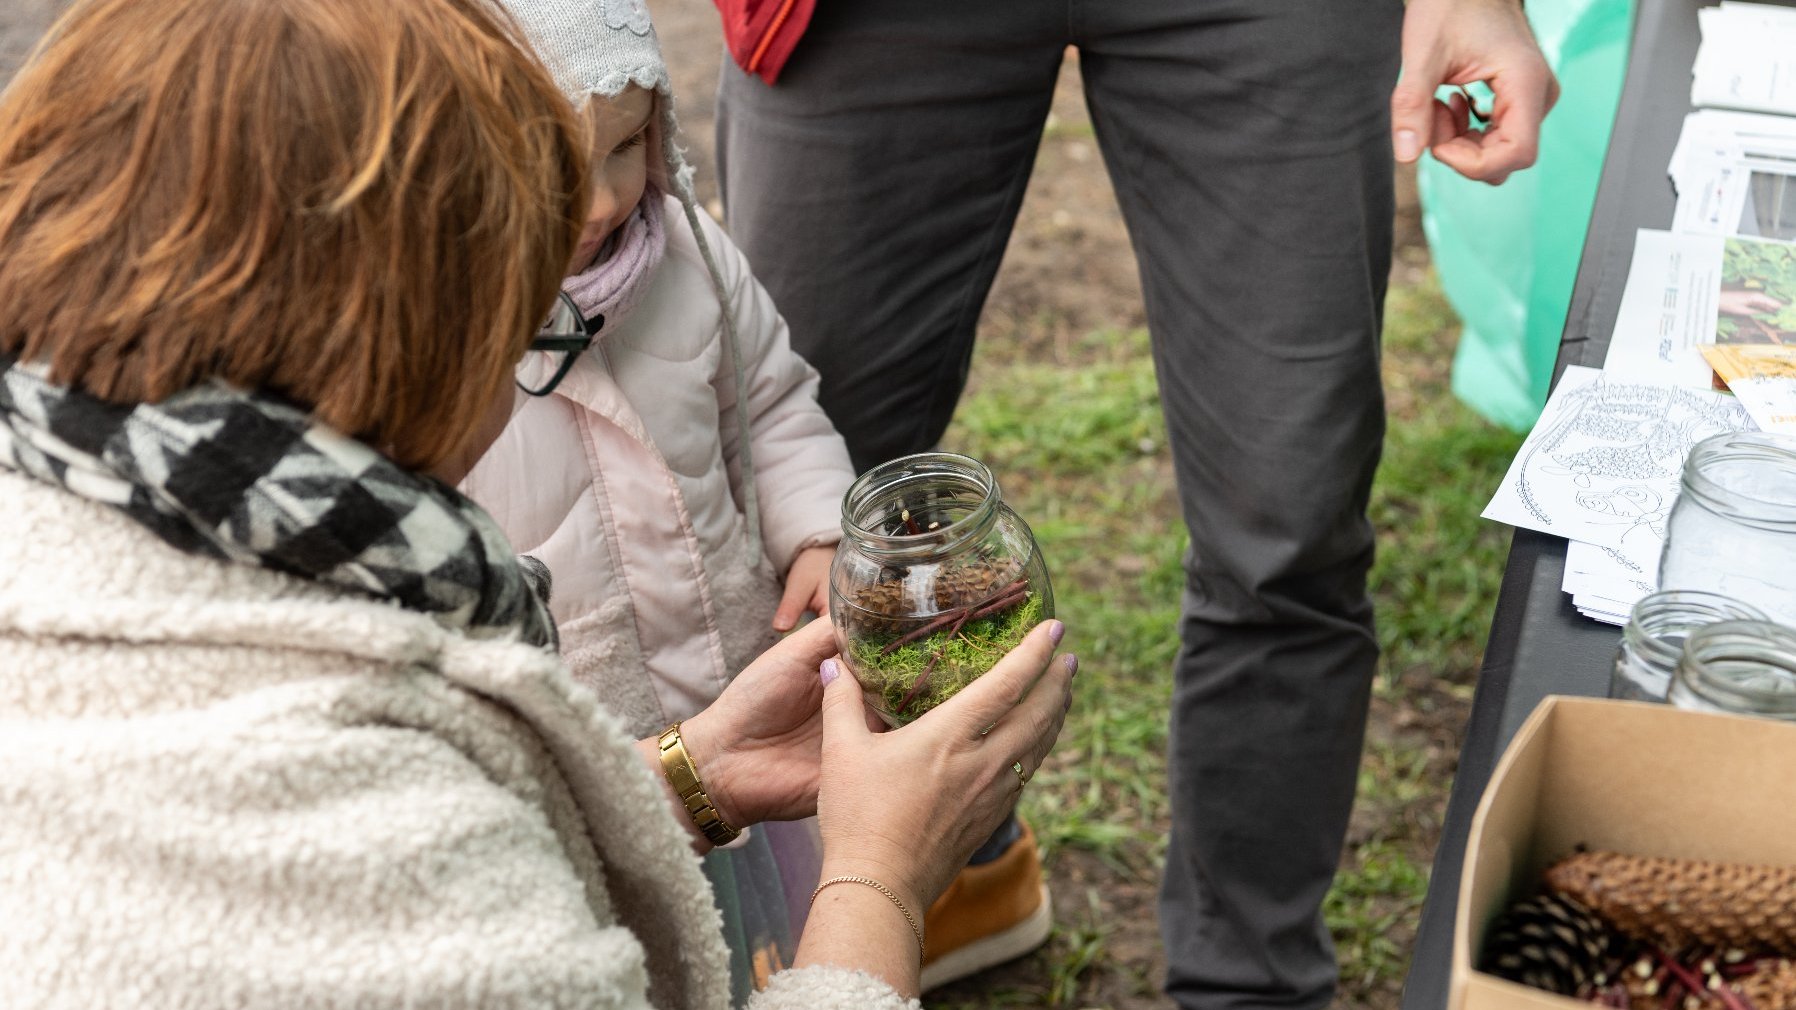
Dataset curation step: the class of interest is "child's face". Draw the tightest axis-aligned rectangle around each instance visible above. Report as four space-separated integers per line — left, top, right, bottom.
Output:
570 86 654 274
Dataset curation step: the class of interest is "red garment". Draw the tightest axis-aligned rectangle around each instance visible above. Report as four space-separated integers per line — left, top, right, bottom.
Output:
712 0 815 84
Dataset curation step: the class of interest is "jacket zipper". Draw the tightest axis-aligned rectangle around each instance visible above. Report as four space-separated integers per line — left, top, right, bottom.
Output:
745 0 800 75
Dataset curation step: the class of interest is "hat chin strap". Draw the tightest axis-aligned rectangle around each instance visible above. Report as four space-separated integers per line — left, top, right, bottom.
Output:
671 162 761 558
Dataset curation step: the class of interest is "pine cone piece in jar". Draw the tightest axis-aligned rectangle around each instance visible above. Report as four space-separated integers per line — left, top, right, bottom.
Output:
1543 850 1796 953
844 556 1022 637
1479 889 1617 995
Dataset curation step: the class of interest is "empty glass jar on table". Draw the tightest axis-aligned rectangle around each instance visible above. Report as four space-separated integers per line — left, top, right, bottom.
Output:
1609 590 1769 702
1667 619 1796 720
1659 432 1796 624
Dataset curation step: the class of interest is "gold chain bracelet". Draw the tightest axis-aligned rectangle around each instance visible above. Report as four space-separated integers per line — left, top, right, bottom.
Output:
810 875 926 961
655 723 740 847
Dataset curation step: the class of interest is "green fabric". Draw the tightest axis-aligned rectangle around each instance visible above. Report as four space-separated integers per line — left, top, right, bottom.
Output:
1421 0 1635 431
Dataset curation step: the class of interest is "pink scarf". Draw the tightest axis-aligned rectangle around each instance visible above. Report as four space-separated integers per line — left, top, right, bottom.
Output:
562 190 666 331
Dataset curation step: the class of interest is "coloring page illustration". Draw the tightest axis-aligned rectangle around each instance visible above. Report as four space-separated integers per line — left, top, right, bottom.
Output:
1483 365 1756 554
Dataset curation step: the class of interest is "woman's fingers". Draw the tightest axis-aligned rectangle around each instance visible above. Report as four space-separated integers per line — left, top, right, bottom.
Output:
987 651 1076 773
923 619 1065 737
819 657 873 745
769 615 839 666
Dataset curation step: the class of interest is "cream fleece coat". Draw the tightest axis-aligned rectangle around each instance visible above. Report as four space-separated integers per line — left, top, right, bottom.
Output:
462 196 856 738
0 469 914 1010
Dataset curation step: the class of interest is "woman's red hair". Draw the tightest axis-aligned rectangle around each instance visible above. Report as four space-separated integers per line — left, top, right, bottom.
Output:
0 0 589 469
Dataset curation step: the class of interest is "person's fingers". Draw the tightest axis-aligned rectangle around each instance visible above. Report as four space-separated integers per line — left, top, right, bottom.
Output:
763 616 838 671
1027 653 1078 767
750 614 840 682
772 578 809 632
1386 29 1443 165
1433 94 1463 146
1391 76 1441 164
1389 13 1448 165
818 657 873 746
1432 61 1555 183
809 583 831 618
922 619 1064 737
985 650 1076 770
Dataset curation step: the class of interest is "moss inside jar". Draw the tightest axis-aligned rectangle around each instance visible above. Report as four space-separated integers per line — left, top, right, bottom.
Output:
830 453 1053 727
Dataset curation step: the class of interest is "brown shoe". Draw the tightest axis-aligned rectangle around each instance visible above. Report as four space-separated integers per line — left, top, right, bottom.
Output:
920 820 1053 991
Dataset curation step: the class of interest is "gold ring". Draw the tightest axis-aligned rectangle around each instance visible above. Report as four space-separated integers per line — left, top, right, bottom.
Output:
1012 760 1029 788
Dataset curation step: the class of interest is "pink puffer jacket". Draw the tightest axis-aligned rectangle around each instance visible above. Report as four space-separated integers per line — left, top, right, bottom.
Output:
463 197 855 736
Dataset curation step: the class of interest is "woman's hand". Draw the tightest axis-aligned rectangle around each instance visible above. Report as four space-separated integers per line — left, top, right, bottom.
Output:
790 619 1075 995
673 618 840 832
815 620 1075 925
773 545 834 632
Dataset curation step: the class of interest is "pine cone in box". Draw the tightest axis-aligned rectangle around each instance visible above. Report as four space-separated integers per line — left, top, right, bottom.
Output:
1544 851 1796 953
1480 890 1617 995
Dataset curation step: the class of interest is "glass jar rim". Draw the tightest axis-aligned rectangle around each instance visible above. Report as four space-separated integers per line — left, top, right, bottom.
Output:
1625 590 1771 667
840 451 1001 561
1674 618 1796 714
1680 432 1796 532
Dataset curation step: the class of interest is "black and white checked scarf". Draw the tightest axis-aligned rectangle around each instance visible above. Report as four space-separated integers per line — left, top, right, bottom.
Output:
0 354 555 648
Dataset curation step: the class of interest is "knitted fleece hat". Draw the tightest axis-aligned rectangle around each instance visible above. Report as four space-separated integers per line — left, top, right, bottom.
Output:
499 0 760 552
499 0 696 197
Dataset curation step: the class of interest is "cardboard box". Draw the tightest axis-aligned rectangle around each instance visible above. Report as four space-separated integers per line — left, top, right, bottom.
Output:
1450 695 1796 1010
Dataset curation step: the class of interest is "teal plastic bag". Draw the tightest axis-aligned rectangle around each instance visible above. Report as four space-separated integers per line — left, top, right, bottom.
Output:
1419 0 1634 431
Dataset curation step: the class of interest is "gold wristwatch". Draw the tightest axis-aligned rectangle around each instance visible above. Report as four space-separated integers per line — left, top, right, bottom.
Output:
656 723 741 846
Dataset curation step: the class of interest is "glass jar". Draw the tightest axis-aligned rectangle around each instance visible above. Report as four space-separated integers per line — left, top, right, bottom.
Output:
1609 591 1769 702
830 452 1053 727
1667 620 1796 719
1659 432 1796 624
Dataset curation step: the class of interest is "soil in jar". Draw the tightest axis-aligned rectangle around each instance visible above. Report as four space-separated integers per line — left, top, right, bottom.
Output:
840 556 1045 724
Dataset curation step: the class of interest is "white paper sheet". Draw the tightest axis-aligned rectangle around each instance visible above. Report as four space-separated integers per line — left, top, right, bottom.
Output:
1692 4 1796 115
1563 540 1658 594
1669 111 1796 236
1603 230 1725 386
1571 594 1633 626
1483 366 1757 567
1725 375 1796 431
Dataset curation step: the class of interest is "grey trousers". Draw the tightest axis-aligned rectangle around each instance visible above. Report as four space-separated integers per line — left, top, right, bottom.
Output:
717 2 1398 1006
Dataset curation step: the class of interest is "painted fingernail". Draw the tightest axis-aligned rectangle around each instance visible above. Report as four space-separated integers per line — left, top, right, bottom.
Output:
1046 620 1065 647
1064 654 1078 677
1394 129 1420 163
820 658 840 686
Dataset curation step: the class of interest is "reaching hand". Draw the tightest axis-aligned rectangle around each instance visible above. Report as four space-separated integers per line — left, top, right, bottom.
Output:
774 545 834 632
1390 0 1559 185
677 619 840 829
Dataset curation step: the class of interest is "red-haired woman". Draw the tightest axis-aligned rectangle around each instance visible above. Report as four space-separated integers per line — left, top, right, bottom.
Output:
0 1 1074 1006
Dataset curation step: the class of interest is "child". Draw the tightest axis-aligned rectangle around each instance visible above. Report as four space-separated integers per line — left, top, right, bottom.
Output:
461 2 851 1001
465 1 1052 999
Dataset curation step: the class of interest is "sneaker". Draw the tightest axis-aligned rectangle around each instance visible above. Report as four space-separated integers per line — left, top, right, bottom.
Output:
920 820 1053 991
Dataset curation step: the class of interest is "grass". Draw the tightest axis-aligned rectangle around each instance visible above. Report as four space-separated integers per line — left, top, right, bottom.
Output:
926 270 1524 1009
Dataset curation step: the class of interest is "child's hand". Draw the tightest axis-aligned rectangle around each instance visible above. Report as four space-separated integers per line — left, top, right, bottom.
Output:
775 546 834 632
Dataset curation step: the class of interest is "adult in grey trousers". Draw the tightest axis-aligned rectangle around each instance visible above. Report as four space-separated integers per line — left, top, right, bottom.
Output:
715 2 1555 1006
